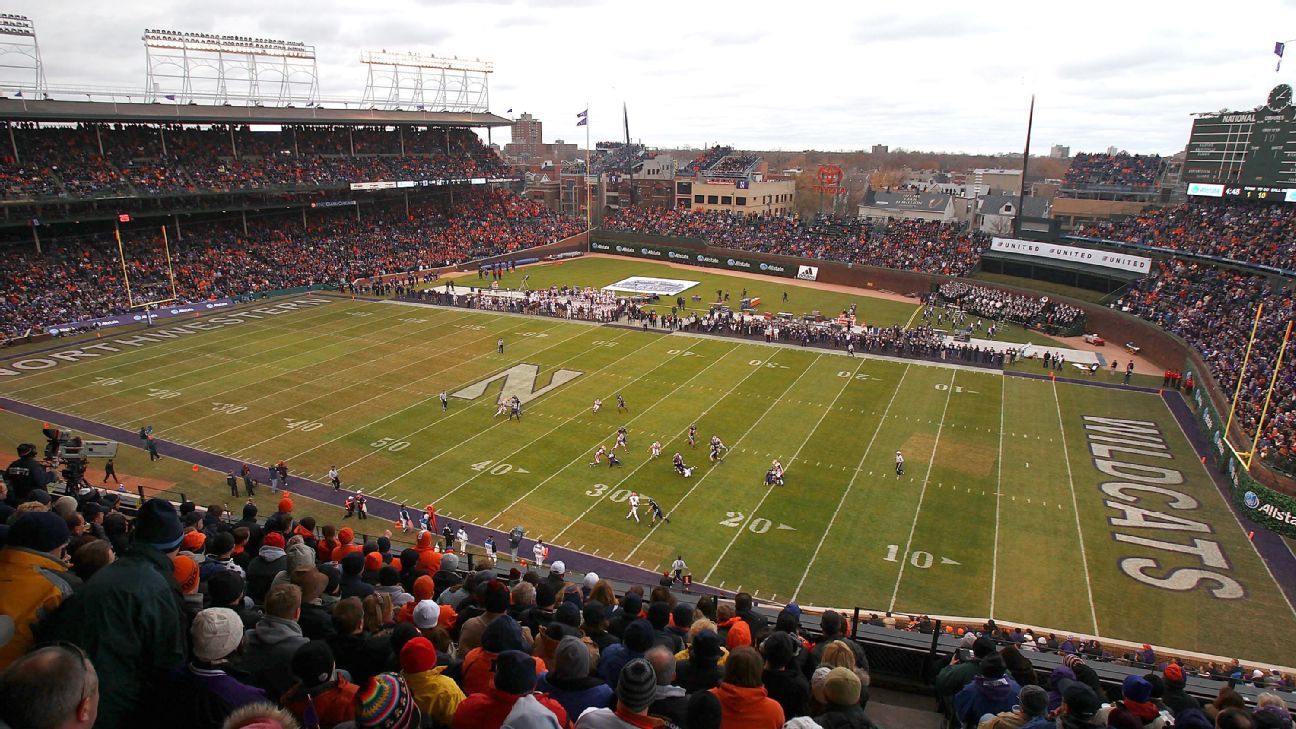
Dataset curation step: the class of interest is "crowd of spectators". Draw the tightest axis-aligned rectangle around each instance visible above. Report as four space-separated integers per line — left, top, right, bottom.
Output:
679 147 732 177
705 155 759 178
0 469 883 729
602 208 991 277
0 188 582 338
0 123 511 200
1062 153 1164 191
936 283 1086 332
1077 200 1296 273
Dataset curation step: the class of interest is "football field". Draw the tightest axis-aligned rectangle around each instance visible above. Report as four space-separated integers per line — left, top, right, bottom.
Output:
1 262 1293 664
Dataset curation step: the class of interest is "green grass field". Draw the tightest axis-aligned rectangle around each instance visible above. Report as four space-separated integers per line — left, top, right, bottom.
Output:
2 261 1293 664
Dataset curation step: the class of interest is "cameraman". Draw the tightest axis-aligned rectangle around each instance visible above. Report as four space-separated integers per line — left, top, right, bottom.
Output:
4 443 56 505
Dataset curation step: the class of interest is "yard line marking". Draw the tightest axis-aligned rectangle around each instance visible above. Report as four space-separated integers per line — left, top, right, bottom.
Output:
989 375 1005 618
490 340 740 531
626 353 824 562
373 328 657 493
702 358 864 583
792 364 911 602
888 370 957 613
1051 380 1100 635
281 323 596 466
212 316 543 452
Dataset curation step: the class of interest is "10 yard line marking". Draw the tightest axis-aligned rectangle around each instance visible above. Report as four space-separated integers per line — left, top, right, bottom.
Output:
888 370 957 613
989 375 1005 618
791 364 911 603
625 353 825 562
1052 380 1100 635
702 358 865 583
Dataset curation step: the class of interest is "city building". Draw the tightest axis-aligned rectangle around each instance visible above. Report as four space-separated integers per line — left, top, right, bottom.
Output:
871 144 889 155
975 194 1050 235
856 190 955 223
1050 144 1070 159
510 112 541 146
971 168 1022 197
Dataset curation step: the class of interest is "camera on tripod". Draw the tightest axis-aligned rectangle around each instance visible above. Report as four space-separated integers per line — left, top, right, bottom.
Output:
42 427 119 487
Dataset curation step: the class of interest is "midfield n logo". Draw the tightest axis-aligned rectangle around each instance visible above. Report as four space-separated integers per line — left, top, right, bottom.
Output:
451 363 583 405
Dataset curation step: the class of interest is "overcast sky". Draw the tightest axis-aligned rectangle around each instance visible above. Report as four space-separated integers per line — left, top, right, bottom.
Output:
9 0 1296 154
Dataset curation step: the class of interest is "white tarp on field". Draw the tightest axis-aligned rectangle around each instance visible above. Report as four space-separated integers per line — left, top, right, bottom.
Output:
602 276 700 296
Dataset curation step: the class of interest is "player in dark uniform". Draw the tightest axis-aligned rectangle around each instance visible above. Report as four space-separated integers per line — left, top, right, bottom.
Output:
673 452 693 477
765 459 785 487
509 396 522 421
648 498 670 524
614 427 628 450
617 394 627 413
709 436 727 463
688 424 698 449
607 450 623 468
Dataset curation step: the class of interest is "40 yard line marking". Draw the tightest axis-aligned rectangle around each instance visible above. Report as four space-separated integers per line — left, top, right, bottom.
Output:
701 358 865 583
1052 380 1100 635
791 364 911 602
989 374 1005 618
888 370 957 613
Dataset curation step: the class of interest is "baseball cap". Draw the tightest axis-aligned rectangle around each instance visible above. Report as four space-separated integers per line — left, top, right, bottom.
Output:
412 599 440 630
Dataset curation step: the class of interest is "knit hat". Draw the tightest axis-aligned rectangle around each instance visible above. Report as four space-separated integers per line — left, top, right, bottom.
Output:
339 527 354 544
285 542 314 571
365 552 383 572
492 650 537 694
191 607 244 662
672 604 694 630
135 498 184 549
1163 663 1185 684
440 553 459 571
725 617 752 649
1062 653 1084 669
784 602 802 617
172 554 200 594
536 582 557 609
484 579 510 613
824 666 861 706
690 629 723 661
624 619 655 653
811 666 832 703
342 552 364 576
1059 679 1101 719
7 512 70 553
208 531 235 556
555 601 581 629
292 641 335 687
687 690 722 728
617 658 658 712
208 570 246 606
356 673 420 729
1122 675 1153 703
553 635 590 680
181 530 207 552
411 575 435 602
263 532 285 549
413 600 440 630
762 631 797 669
51 495 78 519
480 614 524 653
399 637 437 674
1019 685 1048 717
278 497 293 514
647 601 670 629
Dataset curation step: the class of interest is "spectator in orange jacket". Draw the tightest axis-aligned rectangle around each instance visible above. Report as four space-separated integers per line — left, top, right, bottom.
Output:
710 646 785 729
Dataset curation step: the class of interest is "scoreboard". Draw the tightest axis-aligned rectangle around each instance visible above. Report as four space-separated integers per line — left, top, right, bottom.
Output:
1183 84 1296 197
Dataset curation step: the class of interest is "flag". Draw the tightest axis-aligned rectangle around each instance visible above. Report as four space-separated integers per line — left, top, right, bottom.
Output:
576 108 588 126
12 90 20 98
164 94 176 101
1277 41 1286 58
506 107 512 113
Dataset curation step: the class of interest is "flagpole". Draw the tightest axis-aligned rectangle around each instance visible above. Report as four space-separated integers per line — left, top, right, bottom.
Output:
585 104 591 233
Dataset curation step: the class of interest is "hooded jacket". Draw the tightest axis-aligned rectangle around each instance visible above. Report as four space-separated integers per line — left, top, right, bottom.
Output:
245 545 287 603
954 675 1022 728
404 664 466 727
451 686 569 729
710 682 785 729
237 615 309 698
0 544 74 669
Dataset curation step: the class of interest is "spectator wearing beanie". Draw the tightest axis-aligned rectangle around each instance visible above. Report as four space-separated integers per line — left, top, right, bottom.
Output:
269 542 317 592
452 650 568 729
327 596 391 687
399 636 464 726
396 574 436 625
246 531 287 603
459 578 513 652
160 607 268 728
761 631 810 720
710 645 785 729
239 583 309 698
538 634 612 719
1055 679 1102 729
533 602 584 667
981 684 1051 729
174 553 205 625
354 672 422 729
43 498 188 729
954 653 1021 728
676 628 726 693
609 592 643 638
813 666 879 729
431 552 459 597
199 530 244 588
330 527 362 563
601 618 655 689
460 614 537 696
0 511 73 669
1163 663 1201 716
340 552 376 600
281 640 359 729
362 550 383 586
292 567 336 641
935 635 995 701
209 569 262 630
1096 675 1166 729
575 656 663 728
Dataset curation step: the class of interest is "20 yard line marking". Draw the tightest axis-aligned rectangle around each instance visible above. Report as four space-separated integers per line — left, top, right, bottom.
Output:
989 375 1005 618
1052 380 1100 635
791 364 911 602
701 358 864 583
888 370 957 613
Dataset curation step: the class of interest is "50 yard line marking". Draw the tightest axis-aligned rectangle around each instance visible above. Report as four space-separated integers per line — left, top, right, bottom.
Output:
791 364 911 602
701 358 865 583
1052 380 1100 635
888 370 957 613
989 374 1005 618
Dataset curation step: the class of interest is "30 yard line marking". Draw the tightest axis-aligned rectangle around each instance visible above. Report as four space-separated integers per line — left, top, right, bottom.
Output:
1052 380 1100 635
791 364 911 602
989 374 1005 618
625 353 825 562
888 370 956 613
701 358 864 583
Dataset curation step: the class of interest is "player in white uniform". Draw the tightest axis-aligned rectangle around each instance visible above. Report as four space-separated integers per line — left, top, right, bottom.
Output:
673 453 694 477
590 446 606 466
592 398 603 413
709 436 727 463
455 526 468 554
626 491 641 522
649 440 663 458
495 397 509 417
766 459 785 486
895 450 905 476
614 427 628 450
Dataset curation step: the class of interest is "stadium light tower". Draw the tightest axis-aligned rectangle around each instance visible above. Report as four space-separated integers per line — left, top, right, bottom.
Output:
142 29 320 106
360 50 492 112
0 14 47 98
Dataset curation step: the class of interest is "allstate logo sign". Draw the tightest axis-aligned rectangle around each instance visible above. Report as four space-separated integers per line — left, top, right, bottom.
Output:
727 259 735 266
1244 491 1261 509
759 263 768 271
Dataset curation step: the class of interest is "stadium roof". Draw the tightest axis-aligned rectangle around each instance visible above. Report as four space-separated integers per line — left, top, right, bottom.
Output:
0 98 511 127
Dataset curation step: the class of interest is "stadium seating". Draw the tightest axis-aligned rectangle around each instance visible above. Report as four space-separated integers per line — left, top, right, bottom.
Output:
1063 152 1164 191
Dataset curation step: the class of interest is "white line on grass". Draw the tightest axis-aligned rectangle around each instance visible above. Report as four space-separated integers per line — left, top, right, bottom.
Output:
990 374 1006 618
887 370 957 613
277 323 599 466
625 353 824 562
488 339 740 530
1051 379 1100 635
701 358 865 583
791 364 911 603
